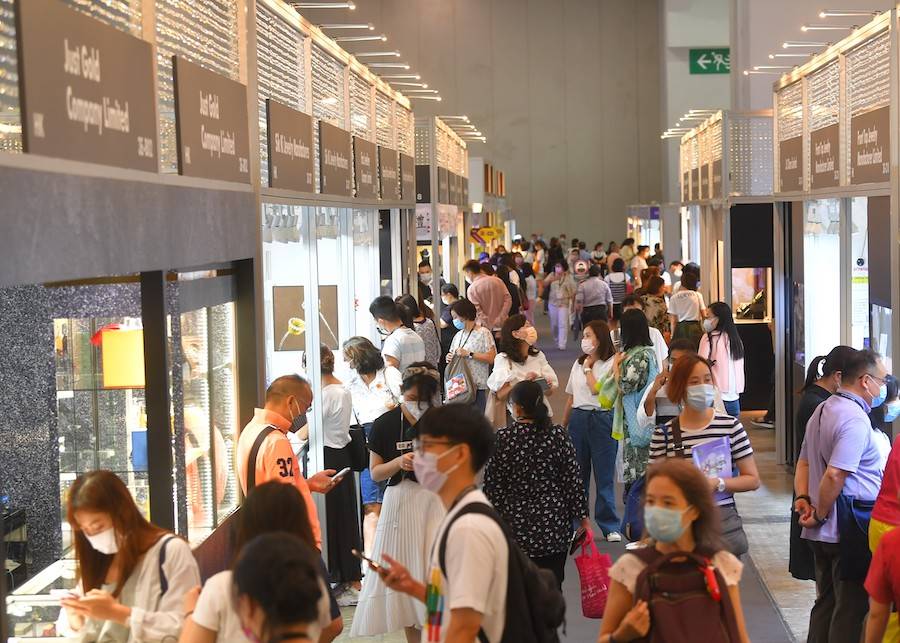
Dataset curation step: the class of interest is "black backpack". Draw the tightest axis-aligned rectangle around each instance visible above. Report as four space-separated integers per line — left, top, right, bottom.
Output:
438 501 565 643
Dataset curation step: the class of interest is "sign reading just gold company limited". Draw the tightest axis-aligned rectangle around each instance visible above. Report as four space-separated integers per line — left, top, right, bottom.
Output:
173 56 250 183
15 0 157 171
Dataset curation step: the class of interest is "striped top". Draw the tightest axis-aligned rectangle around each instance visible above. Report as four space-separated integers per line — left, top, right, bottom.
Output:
649 414 754 506
605 273 629 303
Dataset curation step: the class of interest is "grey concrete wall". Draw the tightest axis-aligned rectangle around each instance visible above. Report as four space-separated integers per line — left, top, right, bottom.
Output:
339 0 664 244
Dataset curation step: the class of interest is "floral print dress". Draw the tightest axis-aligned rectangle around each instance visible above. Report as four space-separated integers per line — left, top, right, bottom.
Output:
614 346 659 484
641 294 669 336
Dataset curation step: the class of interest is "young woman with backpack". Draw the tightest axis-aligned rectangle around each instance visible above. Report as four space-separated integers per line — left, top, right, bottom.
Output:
598 458 751 643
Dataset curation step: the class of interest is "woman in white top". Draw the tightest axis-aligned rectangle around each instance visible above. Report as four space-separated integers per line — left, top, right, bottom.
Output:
182 482 338 643
561 320 622 542
667 271 706 350
487 314 559 416
446 298 497 413
698 302 746 418
598 458 750 643
396 293 441 369
303 344 361 588
59 470 200 643
342 336 402 558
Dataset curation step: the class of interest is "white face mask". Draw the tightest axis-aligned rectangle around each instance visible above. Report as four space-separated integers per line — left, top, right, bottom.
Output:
403 400 428 422
465 275 474 285
413 445 461 493
581 338 596 355
85 527 119 555
702 318 718 333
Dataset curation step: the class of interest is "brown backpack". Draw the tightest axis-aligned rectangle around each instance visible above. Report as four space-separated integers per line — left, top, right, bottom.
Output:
631 546 741 643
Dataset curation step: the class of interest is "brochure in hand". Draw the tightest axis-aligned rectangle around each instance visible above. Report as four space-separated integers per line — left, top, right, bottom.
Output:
691 436 733 503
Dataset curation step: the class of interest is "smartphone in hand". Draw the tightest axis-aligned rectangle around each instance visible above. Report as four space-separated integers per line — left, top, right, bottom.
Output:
534 378 551 392
569 527 589 555
352 548 385 572
331 467 352 483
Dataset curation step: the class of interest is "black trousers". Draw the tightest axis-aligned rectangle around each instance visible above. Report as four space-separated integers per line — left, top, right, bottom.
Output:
323 445 363 583
807 541 869 643
531 551 567 589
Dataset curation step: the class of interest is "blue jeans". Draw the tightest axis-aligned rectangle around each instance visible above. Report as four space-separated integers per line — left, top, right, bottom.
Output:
475 388 487 414
568 408 619 535
359 423 385 505
724 399 741 417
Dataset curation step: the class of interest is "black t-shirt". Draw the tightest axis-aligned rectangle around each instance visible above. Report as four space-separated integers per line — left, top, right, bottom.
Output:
440 305 457 350
794 385 831 461
368 406 419 486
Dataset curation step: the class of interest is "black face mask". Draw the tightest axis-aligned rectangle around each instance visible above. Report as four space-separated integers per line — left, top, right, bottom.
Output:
289 399 307 433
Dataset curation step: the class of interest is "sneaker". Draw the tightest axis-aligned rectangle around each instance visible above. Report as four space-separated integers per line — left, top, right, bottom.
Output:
606 531 623 543
751 418 775 429
336 586 360 607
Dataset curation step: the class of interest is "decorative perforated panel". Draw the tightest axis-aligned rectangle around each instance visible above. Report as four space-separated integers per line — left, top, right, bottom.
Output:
729 115 774 197
62 0 143 36
349 72 373 141
311 44 346 192
808 61 840 131
257 4 306 185
414 120 429 164
0 0 19 152
397 106 414 157
847 29 890 115
375 91 394 148
776 81 803 141
156 0 241 173
710 120 723 162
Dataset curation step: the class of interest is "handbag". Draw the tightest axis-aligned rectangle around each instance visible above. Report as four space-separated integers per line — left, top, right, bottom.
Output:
836 493 875 580
621 476 646 541
483 390 507 429
574 530 612 618
445 352 477 405
347 410 369 472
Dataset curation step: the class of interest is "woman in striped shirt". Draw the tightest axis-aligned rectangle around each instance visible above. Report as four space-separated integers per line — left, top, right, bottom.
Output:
648 353 760 556
604 257 631 324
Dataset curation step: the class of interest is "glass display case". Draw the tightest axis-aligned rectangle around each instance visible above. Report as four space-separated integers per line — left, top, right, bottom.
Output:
733 268 771 321
5 559 76 640
54 315 150 551
802 199 842 369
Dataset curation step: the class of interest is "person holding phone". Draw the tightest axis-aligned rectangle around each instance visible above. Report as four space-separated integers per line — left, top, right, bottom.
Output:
487 315 559 417
350 363 446 643
303 345 362 598
58 470 200 642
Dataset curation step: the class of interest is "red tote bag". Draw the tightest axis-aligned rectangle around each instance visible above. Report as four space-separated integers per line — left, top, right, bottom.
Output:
575 531 612 618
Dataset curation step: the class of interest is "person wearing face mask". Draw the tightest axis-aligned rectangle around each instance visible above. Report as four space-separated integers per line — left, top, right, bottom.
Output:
446 299 497 412
484 380 589 586
599 459 751 643
487 315 559 421
794 349 892 643
396 293 441 370
543 259 577 350
437 283 460 354
374 404 514 642
180 482 341 643
237 375 338 549
350 363 446 643
369 296 426 373
58 470 201 642
417 260 444 304
698 302 745 418
232 533 324 643
789 345 857 582
562 320 621 542
514 252 538 324
649 354 760 556
301 345 362 595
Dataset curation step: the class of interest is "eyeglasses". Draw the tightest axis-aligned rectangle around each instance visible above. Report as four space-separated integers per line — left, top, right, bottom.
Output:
866 373 887 386
412 438 457 454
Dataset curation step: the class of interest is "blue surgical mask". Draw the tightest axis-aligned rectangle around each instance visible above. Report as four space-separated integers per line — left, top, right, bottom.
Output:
685 384 716 411
453 318 466 330
883 401 900 423
871 378 888 409
644 505 689 543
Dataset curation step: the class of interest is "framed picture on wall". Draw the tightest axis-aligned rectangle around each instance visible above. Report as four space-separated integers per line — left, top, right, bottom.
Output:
272 285 340 352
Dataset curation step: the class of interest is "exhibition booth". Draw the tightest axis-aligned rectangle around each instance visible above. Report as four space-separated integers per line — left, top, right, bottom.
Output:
0 0 415 636
773 10 898 462
679 110 776 415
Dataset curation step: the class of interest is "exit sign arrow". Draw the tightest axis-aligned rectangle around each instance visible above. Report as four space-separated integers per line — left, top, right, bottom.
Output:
690 48 730 74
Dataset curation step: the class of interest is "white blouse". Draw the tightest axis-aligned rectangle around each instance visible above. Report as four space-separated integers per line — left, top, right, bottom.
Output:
487 352 559 416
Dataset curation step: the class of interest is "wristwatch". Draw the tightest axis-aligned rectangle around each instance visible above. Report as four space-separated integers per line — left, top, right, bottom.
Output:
813 509 829 525
583 366 593 374
716 477 726 493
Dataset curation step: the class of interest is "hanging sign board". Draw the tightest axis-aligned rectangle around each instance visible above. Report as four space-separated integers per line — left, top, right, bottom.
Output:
437 167 450 204
810 124 839 189
779 136 803 191
173 56 250 183
265 99 314 192
448 172 459 206
690 168 699 200
416 165 431 203
462 177 469 206
319 121 352 196
700 164 710 200
353 137 377 199
711 159 723 199
400 153 416 201
415 205 433 241
379 146 399 200
850 106 890 185
682 171 690 202
15 0 157 171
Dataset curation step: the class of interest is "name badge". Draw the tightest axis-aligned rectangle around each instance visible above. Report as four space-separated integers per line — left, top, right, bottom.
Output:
396 440 413 451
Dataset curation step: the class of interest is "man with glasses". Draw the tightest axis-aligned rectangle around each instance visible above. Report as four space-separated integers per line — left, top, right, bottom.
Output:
237 374 338 547
795 349 892 642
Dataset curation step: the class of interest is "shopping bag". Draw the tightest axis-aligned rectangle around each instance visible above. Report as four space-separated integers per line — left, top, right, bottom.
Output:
444 354 476 405
574 530 612 618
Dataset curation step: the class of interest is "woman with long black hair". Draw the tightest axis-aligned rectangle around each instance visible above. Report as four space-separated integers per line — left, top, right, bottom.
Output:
699 302 745 417
484 380 589 587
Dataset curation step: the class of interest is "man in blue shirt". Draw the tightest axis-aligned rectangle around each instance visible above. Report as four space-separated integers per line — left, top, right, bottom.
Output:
795 349 891 643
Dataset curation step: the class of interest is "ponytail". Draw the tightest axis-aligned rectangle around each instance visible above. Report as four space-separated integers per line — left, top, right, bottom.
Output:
800 356 826 393
509 380 552 430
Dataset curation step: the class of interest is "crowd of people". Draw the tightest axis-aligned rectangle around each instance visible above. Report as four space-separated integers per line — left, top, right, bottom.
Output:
49 232 900 643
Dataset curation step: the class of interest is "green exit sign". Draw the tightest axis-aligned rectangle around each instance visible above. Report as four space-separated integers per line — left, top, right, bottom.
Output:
690 48 730 74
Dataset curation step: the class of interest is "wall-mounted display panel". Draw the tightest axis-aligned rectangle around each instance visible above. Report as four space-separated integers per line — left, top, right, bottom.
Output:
266 99 314 193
